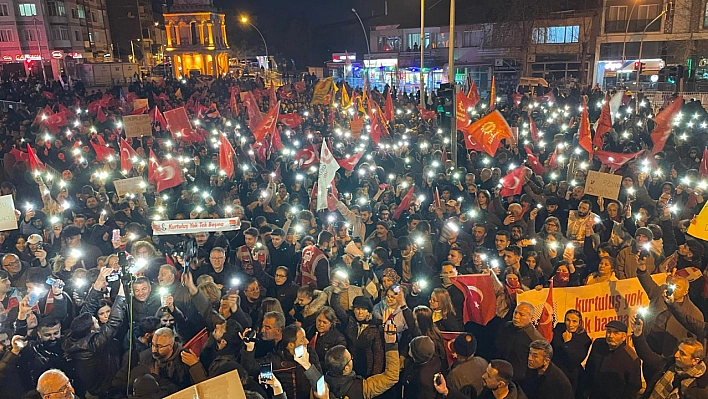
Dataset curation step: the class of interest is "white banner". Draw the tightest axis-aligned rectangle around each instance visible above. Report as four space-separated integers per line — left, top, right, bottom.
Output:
151 218 241 235
113 177 146 197
0 195 17 231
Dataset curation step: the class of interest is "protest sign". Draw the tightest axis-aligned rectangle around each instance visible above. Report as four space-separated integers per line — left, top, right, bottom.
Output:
113 177 147 196
152 218 241 235
0 195 17 231
165 369 246 399
350 118 364 138
584 170 622 200
688 202 708 241
133 98 148 110
122 114 152 138
517 275 666 339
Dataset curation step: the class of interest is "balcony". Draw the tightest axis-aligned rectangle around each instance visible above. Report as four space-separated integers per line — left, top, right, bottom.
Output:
605 18 662 34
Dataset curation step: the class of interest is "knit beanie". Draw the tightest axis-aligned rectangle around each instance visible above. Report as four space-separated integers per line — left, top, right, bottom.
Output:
352 296 373 312
409 336 436 363
635 227 654 241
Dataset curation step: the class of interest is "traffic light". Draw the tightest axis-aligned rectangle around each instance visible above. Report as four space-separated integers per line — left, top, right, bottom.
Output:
633 61 646 72
438 83 454 116
667 65 685 84
658 67 668 82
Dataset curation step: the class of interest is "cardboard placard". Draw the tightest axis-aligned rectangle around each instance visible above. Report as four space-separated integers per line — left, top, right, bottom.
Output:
133 98 148 110
584 170 622 200
122 114 152 138
0 195 17 231
350 118 364 138
113 177 147 197
165 369 246 399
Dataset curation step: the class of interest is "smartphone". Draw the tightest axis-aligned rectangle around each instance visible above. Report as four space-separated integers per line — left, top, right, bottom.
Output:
259 363 273 382
393 285 401 294
112 229 121 242
316 376 326 396
666 284 677 297
28 288 44 307
294 344 305 359
434 373 442 386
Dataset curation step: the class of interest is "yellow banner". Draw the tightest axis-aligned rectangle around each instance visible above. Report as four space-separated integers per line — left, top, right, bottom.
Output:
517 275 666 339
311 77 335 105
688 202 708 241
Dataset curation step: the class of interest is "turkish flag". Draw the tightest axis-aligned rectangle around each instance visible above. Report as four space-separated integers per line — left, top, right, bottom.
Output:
252 101 280 144
99 93 113 108
241 91 263 131
456 91 474 127
294 81 306 93
525 146 545 176
462 110 512 156
272 128 284 151
392 185 415 221
154 158 185 193
150 107 167 130
97 107 107 123
549 148 558 169
43 91 54 100
418 106 437 120
44 112 67 134
91 142 115 162
539 90 556 103
119 137 138 172
450 274 496 325
529 115 540 142
278 113 303 128
368 100 383 145
384 88 394 123
296 146 319 168
578 98 593 159
34 105 53 125
700 148 708 178
595 149 644 170
440 332 464 367
87 100 101 115
148 149 159 184
499 166 527 197
163 107 192 139
467 81 480 107
219 134 236 178
650 95 683 154
10 148 29 162
57 104 72 118
26 145 45 172
593 93 613 150
180 128 206 143
536 282 556 342
337 152 364 171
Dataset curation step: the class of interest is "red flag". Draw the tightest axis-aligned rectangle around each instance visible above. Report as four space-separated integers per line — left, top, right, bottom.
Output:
594 93 613 150
278 113 303 128
456 91 474 127
148 149 159 184
594 150 644 170
179 128 206 143
44 112 67 134
499 166 527 197
296 146 319 168
384 88 394 123
434 187 442 208
252 101 280 144
163 107 192 139
43 91 54 100
91 142 115 162
131 106 147 115
294 81 306 93
578 98 593 159
87 100 101 115
10 148 29 162
368 100 383 145
119 137 138 172
549 148 558 170
34 105 53 125
700 148 708 178
337 152 364 171
539 90 556 103
441 147 448 164
463 110 512 156
537 282 556 342
57 104 72 118
99 93 113 108
450 274 496 325
525 146 545 176
26 146 45 172
241 91 263 131
511 93 523 107
154 158 185 193
392 185 415 221
440 332 464 367
272 128 285 151
467 80 480 106
219 134 236 178
418 106 436 120
96 107 107 123
150 107 167 129
489 76 496 111
650 95 683 154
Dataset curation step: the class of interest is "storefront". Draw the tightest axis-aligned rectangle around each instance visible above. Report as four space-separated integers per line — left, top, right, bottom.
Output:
594 58 665 89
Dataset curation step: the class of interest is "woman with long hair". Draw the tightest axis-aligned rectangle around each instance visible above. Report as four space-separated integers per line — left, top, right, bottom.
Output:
428 288 463 332
551 309 592 398
413 305 449 373
306 306 347 363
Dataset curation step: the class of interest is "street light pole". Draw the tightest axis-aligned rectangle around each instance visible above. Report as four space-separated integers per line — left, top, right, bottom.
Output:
635 9 668 92
351 9 370 57
130 40 136 63
449 0 457 168
241 17 269 74
419 0 425 108
621 0 641 70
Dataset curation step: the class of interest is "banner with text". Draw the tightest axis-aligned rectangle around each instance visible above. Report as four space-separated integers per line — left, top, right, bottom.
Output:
123 114 152 138
151 218 241 235
113 177 146 196
517 275 666 339
0 195 18 231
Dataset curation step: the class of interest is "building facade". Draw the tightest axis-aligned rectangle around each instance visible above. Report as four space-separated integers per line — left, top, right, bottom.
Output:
163 0 229 78
0 0 112 79
105 0 167 69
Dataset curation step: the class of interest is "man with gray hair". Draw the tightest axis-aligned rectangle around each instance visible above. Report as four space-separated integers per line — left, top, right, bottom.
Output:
521 340 573 399
37 369 77 399
494 301 544 382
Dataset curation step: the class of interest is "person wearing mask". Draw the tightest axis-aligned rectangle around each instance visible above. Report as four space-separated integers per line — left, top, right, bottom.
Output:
307 306 347 364
502 245 539 290
584 320 641 399
550 310 591 396
324 321 399 399
300 231 335 290
62 268 127 397
632 317 708 399
446 333 489 398
521 339 574 399
495 301 545 383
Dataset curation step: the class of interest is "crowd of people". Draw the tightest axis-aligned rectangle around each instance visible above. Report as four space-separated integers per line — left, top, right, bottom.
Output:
0 68 706 399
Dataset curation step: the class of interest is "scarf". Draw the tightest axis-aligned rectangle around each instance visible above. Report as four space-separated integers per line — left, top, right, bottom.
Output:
648 361 706 399
506 280 522 301
552 271 570 287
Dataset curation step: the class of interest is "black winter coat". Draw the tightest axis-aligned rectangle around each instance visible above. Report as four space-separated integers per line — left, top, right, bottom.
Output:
331 292 385 377
551 323 591 394
306 325 347 364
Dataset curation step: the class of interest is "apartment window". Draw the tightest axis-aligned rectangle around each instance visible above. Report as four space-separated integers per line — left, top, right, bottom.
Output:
91 11 96 22
0 4 9 16
608 5 627 21
61 27 68 40
74 30 80 41
71 8 77 18
48 1 66 16
77 4 85 18
462 30 483 47
705 2 708 28
0 29 12 41
407 32 430 49
532 26 579 44
18 3 37 16
88 31 93 42
23 29 37 41
637 4 660 20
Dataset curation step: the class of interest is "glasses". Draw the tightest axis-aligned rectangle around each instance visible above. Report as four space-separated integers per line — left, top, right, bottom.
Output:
2 260 19 267
275 274 288 278
42 382 72 398
151 342 173 350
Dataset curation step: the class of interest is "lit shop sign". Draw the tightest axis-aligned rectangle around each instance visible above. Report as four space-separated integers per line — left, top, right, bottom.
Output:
332 53 356 62
364 59 397 68
67 52 82 58
51 50 64 59
2 56 11 62
15 54 43 61
601 59 665 72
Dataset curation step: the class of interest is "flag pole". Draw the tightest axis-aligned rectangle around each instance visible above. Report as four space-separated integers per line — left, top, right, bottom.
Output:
449 0 457 168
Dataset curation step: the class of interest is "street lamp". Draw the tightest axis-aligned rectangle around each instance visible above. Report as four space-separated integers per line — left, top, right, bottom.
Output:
351 8 371 57
635 7 669 92
130 39 142 64
240 16 269 73
621 0 642 83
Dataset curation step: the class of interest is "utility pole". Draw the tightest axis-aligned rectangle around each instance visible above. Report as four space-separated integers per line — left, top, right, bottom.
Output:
449 0 457 168
419 0 425 108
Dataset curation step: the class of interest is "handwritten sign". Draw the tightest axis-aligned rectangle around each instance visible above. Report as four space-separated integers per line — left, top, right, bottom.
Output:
584 170 622 200
350 119 364 138
0 195 17 231
151 218 241 235
122 114 152 138
688 202 708 241
113 177 146 197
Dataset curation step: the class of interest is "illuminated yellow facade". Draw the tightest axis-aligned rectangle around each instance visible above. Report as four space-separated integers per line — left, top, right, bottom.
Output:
163 2 229 78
